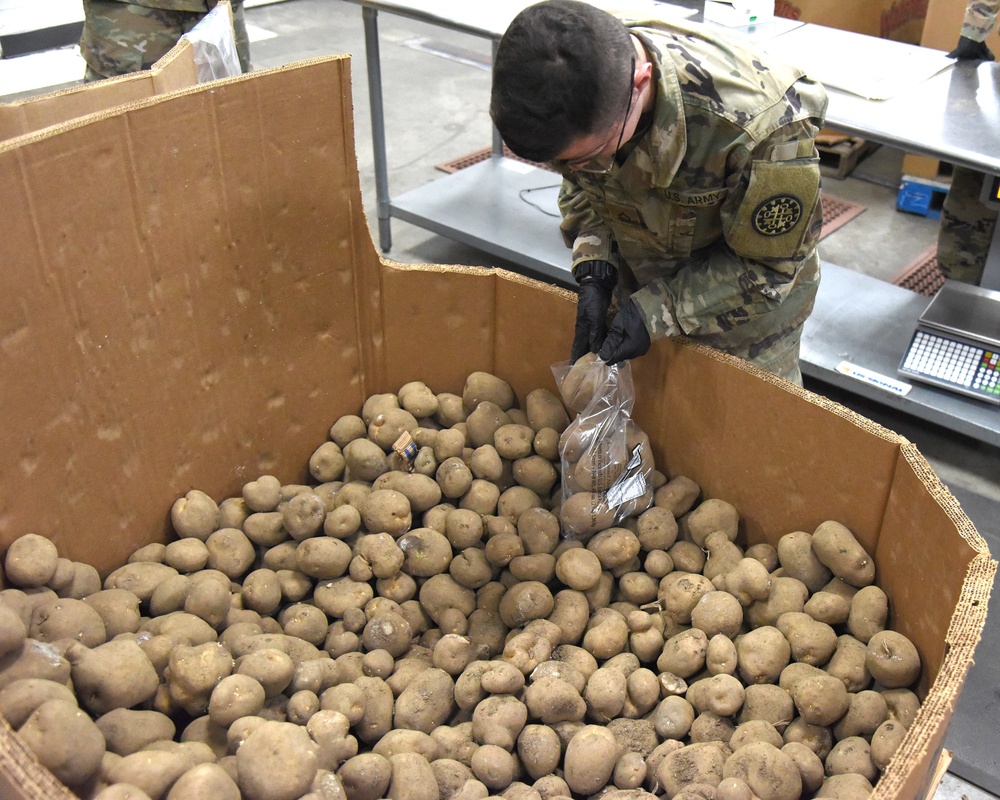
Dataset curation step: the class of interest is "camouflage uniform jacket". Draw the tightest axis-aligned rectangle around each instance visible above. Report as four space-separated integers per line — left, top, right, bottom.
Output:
557 18 828 347
961 0 999 42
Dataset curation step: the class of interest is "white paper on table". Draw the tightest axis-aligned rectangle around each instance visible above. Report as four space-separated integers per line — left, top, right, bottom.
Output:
704 16 805 40
760 24 954 100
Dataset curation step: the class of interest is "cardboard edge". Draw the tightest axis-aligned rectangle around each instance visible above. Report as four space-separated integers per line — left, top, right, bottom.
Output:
0 72 151 142
0 54 349 156
0 1 235 144
149 39 200 95
873 441 995 798
0 717 75 800
874 553 996 799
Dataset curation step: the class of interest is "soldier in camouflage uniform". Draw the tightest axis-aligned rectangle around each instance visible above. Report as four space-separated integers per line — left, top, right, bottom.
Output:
491 0 827 384
80 0 250 82
938 0 999 285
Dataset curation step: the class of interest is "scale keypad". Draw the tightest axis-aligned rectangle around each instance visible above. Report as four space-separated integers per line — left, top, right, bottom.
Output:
899 330 1000 404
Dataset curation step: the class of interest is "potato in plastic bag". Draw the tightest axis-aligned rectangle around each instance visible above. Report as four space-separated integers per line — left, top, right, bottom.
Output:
552 356 654 539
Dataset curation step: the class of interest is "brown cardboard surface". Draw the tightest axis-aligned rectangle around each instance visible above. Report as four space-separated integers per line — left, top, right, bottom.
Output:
872 446 992 800
775 0 881 35
774 0 929 41
630 341 902 549
879 0 929 43
0 0 242 143
0 52 995 800
0 56 363 576
902 153 949 180
921 0 1000 51
879 446 992 684
0 41 198 143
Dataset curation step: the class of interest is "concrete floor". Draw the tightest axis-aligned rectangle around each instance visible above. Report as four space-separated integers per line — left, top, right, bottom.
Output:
2 0 998 797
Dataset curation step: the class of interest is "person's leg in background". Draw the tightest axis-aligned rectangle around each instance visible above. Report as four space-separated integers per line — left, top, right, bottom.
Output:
937 165 999 286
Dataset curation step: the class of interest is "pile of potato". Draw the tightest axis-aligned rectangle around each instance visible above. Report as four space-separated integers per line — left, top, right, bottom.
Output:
0 370 922 800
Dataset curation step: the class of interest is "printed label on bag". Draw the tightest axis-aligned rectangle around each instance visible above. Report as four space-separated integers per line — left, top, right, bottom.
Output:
607 444 647 507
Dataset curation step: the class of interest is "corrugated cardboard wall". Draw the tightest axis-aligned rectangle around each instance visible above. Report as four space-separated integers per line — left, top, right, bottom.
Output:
0 57 370 576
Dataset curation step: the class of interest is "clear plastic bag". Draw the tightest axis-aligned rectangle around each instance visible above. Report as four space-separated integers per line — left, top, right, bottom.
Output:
552 355 654 539
181 2 242 82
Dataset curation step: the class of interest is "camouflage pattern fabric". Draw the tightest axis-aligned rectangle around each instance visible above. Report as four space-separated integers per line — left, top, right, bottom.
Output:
937 165 999 285
960 0 999 41
80 0 250 80
555 18 827 384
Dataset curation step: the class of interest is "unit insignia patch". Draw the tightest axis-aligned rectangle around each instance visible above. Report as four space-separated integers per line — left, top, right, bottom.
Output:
752 194 803 236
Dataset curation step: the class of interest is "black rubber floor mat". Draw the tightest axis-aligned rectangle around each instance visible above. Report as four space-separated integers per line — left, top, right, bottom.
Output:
892 245 946 297
819 194 867 240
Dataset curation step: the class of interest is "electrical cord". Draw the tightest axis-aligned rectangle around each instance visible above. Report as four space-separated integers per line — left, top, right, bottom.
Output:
517 184 562 217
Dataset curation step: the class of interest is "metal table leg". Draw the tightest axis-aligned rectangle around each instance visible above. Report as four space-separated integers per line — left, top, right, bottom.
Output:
362 6 392 252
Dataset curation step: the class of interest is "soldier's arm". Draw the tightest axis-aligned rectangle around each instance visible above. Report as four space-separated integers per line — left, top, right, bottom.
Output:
558 176 623 274
629 117 823 340
960 0 999 42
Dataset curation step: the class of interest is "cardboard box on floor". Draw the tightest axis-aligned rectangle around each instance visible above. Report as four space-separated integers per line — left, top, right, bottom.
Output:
774 0 928 42
0 0 236 143
0 55 994 800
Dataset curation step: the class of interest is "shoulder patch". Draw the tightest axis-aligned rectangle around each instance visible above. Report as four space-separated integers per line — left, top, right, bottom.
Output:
752 194 803 236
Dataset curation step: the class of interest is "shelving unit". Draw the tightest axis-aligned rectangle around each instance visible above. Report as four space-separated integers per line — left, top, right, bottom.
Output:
344 0 1000 442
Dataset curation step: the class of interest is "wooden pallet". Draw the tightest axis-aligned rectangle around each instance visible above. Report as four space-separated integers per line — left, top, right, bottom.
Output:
816 134 877 179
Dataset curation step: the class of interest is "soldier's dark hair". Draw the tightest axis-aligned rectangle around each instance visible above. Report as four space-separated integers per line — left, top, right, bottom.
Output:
490 0 635 162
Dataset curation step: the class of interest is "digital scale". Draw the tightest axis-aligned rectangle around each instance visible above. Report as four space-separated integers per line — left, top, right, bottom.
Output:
898 280 1000 405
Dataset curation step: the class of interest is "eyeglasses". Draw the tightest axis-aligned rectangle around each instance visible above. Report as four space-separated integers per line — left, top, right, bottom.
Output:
553 57 636 174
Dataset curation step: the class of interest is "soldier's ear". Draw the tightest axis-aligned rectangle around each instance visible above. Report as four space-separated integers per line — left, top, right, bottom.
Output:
633 60 654 93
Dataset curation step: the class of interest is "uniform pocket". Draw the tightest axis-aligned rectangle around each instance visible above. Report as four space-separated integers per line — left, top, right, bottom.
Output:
726 157 821 264
627 200 699 259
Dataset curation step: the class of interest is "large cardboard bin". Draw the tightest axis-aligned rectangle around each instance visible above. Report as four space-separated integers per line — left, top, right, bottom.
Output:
0 56 994 799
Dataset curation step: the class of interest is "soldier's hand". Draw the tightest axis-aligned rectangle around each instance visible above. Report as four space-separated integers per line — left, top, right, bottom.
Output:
948 36 995 61
571 282 613 362
570 261 618 363
599 300 651 365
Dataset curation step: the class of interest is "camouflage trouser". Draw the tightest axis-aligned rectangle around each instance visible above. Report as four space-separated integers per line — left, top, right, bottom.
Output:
937 165 999 286
80 0 251 81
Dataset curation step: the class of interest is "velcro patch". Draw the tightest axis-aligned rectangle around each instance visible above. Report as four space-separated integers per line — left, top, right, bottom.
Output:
726 157 820 262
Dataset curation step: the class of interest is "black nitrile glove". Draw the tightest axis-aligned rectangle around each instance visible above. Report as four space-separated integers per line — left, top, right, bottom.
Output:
598 299 651 365
570 261 617 363
948 36 995 61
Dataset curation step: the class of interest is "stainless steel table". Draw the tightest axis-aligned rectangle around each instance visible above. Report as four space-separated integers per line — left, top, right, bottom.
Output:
344 0 1000 442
